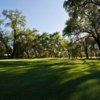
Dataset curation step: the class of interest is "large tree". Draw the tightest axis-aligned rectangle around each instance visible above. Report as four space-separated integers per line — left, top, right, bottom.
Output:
2 10 26 58
63 0 100 50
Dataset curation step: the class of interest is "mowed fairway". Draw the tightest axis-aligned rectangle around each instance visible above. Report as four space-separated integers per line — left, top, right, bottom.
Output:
0 58 100 100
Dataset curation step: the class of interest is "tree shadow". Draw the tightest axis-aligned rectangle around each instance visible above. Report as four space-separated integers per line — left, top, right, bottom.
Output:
0 59 100 100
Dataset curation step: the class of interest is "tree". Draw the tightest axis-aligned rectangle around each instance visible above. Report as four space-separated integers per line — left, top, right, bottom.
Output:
2 9 26 58
23 28 39 58
0 17 11 58
63 0 100 50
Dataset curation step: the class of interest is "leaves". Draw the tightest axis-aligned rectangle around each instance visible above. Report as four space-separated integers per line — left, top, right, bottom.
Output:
63 0 100 49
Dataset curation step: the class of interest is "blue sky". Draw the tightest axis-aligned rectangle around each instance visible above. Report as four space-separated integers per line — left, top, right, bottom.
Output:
0 0 69 34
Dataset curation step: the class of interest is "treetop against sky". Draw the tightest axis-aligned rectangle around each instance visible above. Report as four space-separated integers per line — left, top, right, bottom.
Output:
0 0 69 34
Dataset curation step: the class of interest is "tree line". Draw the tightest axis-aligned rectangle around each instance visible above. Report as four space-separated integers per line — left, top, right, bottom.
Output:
0 10 69 58
0 1 100 59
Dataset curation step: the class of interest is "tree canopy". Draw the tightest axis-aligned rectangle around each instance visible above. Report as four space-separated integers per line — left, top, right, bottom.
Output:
0 9 99 59
63 0 100 50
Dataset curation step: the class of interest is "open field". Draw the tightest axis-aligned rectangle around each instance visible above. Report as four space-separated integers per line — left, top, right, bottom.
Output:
0 58 100 100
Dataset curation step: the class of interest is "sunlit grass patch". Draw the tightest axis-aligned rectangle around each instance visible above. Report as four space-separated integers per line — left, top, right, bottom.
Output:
0 58 100 100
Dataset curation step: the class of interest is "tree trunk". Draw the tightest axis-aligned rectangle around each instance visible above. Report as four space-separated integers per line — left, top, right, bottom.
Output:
84 46 89 59
83 38 89 59
26 51 30 58
11 28 17 58
11 40 16 58
92 35 100 58
79 52 82 59
4 44 10 58
67 50 71 59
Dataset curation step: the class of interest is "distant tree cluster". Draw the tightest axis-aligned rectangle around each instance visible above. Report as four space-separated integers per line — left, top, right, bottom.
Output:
0 10 68 58
66 35 99 59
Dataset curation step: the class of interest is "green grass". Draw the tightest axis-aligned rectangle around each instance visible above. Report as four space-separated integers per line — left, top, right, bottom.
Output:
0 58 100 100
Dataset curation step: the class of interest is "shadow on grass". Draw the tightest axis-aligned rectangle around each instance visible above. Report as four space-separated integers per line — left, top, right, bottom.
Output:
0 59 100 100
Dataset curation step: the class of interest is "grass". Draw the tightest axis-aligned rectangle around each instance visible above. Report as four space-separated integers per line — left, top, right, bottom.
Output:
0 58 100 100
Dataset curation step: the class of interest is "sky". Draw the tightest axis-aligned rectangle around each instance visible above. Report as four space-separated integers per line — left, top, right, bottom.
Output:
0 0 69 34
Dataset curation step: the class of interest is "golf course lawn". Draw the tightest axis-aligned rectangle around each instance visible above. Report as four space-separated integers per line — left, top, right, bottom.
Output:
0 58 100 100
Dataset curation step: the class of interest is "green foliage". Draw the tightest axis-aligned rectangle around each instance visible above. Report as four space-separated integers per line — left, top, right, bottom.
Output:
3 9 26 28
0 9 99 59
63 0 100 50
0 9 70 58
